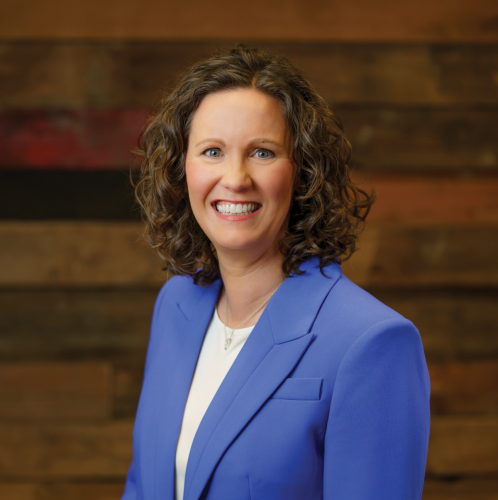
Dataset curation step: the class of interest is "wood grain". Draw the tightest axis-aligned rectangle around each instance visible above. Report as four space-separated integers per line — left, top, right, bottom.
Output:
0 363 112 420
0 482 124 500
427 417 498 475
2 43 498 108
0 421 132 479
2 107 496 171
0 222 164 288
0 417 496 478
0 290 156 361
1 0 497 41
369 289 498 361
428 361 498 415
1 222 497 288
423 479 498 500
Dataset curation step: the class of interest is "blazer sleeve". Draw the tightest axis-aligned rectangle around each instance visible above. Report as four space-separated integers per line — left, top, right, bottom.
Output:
121 277 175 500
323 317 431 500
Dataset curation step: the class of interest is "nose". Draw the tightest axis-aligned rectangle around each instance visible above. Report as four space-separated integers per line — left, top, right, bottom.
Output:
220 157 252 192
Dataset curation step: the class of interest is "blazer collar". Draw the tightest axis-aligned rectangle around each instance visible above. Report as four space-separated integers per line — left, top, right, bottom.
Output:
178 258 342 500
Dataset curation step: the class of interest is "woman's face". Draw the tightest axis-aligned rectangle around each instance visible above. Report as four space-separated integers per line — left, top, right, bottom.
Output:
185 89 296 262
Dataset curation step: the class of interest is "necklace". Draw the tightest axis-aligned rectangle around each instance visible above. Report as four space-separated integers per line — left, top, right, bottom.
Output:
223 277 286 350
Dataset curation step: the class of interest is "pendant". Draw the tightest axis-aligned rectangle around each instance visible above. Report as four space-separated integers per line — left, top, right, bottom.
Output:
224 338 232 350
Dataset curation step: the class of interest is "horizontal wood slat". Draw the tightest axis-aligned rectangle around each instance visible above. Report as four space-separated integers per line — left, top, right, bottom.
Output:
427 417 498 475
114 361 498 419
423 479 498 500
0 110 149 169
1 108 496 171
0 291 155 362
0 482 124 500
0 417 495 478
2 43 498 108
0 363 112 420
0 421 132 479
1 289 498 363
1 0 497 41
0 222 164 287
1 222 497 288
428 362 498 415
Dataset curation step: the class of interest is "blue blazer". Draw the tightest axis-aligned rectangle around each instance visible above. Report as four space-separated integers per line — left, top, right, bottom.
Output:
122 258 430 500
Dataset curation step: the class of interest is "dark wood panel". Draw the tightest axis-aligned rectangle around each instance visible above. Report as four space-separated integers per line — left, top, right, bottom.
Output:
2 42 498 108
0 170 139 220
0 109 149 169
0 363 112 420
1 289 498 364
339 107 498 171
1 222 498 288
114 363 144 419
1 108 496 171
0 222 164 288
0 291 156 361
0 482 124 500
371 289 498 360
423 479 498 500
427 417 498 475
0 418 495 478
344 225 498 288
1 0 497 41
0 421 132 479
428 362 498 415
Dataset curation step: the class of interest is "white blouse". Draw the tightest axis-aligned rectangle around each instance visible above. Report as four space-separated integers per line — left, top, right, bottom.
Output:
174 307 254 500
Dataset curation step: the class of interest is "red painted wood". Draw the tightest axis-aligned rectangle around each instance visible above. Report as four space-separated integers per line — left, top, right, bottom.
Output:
0 109 151 169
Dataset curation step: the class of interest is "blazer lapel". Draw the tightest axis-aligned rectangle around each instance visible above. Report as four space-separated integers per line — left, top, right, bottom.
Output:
152 277 222 500
184 259 342 500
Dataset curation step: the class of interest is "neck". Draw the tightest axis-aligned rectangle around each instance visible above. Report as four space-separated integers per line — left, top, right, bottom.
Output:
216 247 286 329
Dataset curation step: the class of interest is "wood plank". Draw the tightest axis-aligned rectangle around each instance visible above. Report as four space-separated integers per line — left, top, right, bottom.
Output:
344 225 498 288
2 108 496 171
1 222 498 288
114 364 144 419
0 109 149 169
0 290 156 361
0 482 123 500
339 107 498 171
423 479 498 500
0 222 164 287
0 418 496 478
370 289 498 360
427 417 498 475
0 422 132 479
428 361 498 415
358 174 498 225
2 42 498 108
1 0 497 41
2 171 498 225
0 363 112 420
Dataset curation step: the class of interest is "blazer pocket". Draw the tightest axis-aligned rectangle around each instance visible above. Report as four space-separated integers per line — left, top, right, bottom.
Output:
270 377 323 401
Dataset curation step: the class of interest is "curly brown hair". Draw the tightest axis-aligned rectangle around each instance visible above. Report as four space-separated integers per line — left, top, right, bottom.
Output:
135 45 375 285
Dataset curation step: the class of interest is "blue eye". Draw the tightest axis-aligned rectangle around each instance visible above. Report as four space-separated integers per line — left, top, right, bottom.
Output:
256 149 273 159
205 148 221 158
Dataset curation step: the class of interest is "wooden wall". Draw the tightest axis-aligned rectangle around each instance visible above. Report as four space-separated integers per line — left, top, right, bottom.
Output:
1 1 498 498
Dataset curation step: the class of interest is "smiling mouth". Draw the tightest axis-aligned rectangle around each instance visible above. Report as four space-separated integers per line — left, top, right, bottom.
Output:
215 202 261 215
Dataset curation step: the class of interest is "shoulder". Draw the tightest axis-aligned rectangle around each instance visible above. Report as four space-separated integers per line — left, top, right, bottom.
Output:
313 266 422 356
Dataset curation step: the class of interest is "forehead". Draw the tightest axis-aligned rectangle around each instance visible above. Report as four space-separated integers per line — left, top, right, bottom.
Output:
189 89 290 143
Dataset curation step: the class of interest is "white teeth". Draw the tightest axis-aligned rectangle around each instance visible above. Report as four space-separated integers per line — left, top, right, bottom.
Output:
216 203 259 215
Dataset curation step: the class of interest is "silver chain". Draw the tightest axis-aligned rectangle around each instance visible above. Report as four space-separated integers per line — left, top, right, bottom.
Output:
223 277 286 350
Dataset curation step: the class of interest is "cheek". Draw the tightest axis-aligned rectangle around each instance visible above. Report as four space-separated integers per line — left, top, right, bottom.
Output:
185 159 214 206
264 164 295 206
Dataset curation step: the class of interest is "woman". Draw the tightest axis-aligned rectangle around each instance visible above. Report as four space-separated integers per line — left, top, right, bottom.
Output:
123 46 430 500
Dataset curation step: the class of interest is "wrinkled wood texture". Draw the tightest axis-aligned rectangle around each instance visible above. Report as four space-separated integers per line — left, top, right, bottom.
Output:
1 8 498 498
1 0 498 41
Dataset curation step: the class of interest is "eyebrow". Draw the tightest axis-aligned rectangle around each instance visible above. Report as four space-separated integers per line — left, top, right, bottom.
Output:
195 138 285 148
